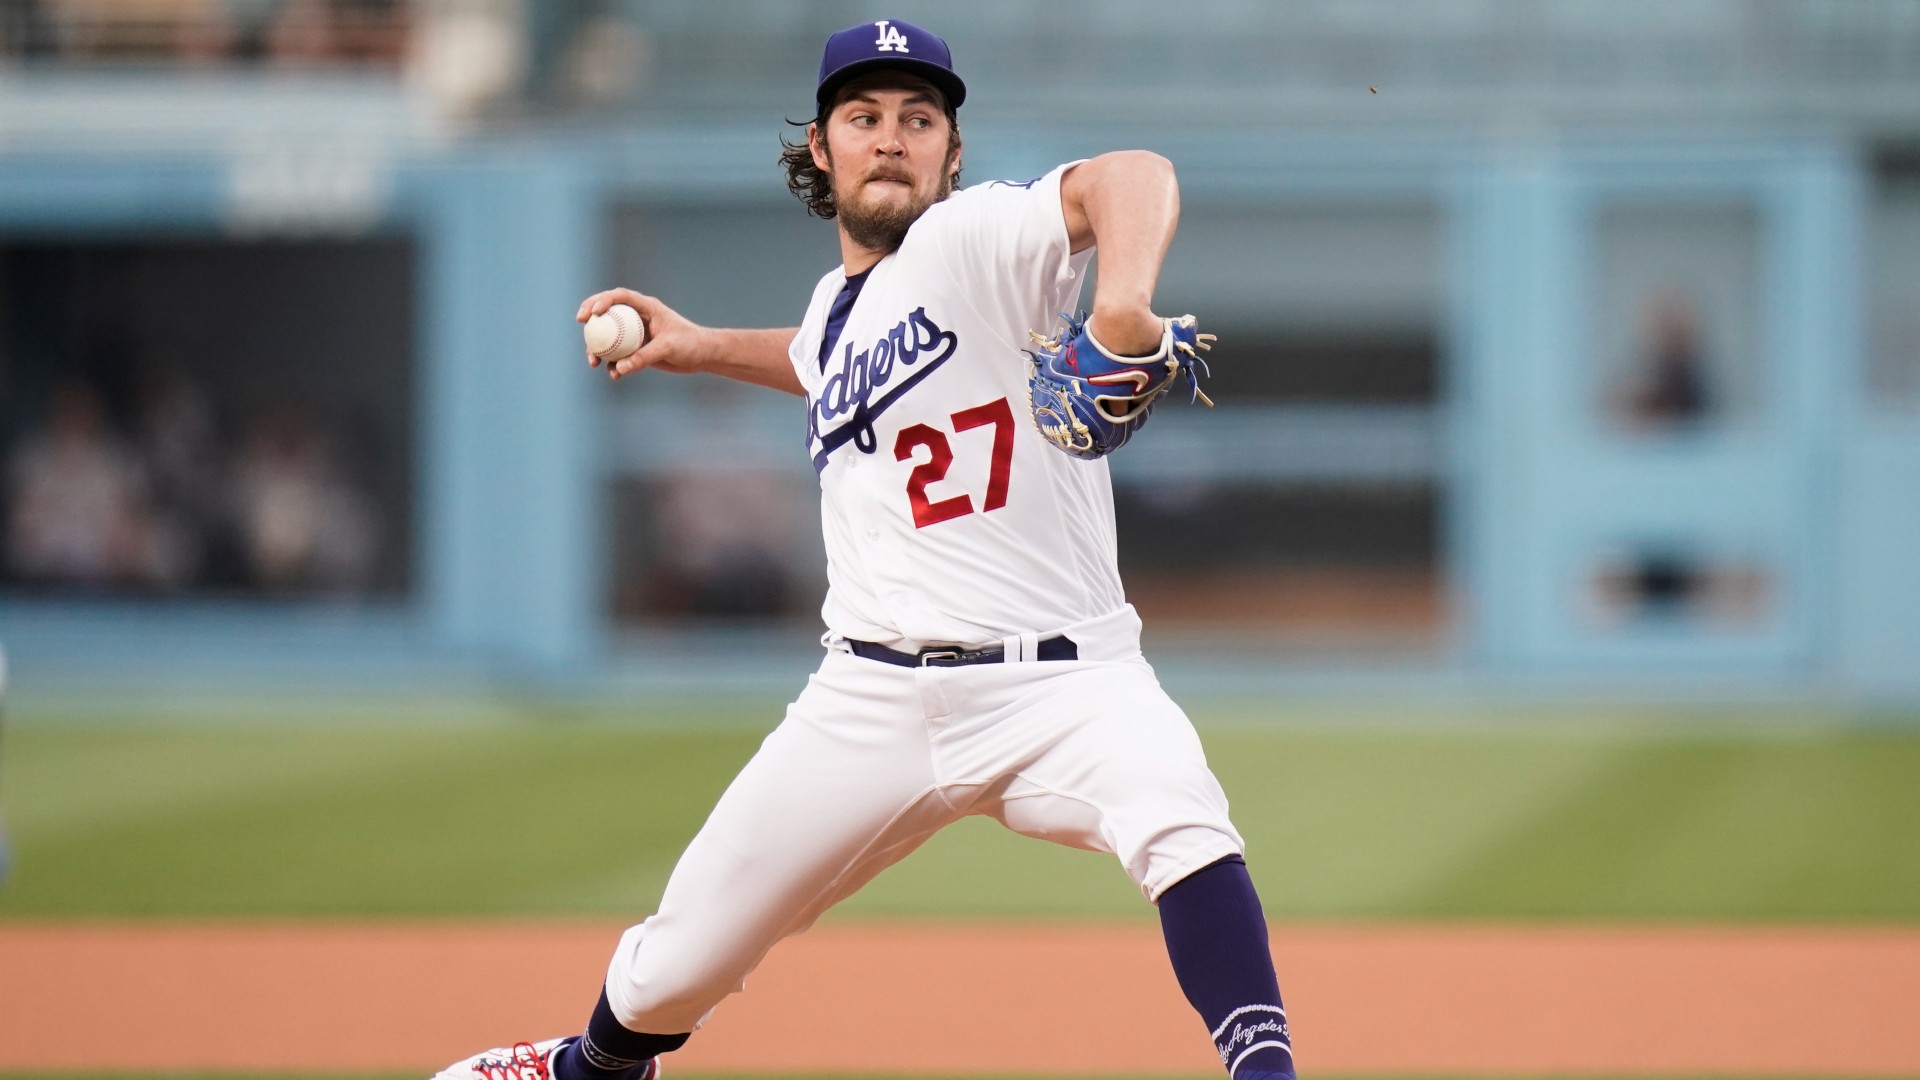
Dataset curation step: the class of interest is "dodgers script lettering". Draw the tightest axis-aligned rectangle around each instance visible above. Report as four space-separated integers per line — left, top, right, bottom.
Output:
808 306 959 470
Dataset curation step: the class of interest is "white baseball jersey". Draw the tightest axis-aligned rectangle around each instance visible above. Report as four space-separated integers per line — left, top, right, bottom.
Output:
789 163 1117 651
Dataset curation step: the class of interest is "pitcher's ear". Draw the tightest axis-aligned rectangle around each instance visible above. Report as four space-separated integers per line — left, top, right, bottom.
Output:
809 123 830 171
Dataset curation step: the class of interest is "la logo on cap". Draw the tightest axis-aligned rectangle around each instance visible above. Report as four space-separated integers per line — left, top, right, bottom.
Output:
874 20 910 53
814 19 964 111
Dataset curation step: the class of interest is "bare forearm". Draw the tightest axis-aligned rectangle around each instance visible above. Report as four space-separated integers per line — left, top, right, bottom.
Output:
1062 151 1180 355
695 327 805 396
1084 152 1178 312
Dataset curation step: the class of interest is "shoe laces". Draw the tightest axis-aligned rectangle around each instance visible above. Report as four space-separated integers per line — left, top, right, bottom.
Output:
475 1042 552 1080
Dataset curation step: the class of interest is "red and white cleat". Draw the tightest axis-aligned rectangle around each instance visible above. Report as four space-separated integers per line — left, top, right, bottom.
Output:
430 1039 567 1080
429 1039 661 1080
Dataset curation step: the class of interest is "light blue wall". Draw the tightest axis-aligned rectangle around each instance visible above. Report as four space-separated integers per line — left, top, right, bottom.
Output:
1457 140 1860 677
2 129 1916 701
417 152 602 674
1840 421 1920 700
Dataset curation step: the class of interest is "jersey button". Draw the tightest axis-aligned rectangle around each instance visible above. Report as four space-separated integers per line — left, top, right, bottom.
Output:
865 528 879 541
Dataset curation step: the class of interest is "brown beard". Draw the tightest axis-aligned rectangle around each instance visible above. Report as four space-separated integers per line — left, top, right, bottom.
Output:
833 169 954 252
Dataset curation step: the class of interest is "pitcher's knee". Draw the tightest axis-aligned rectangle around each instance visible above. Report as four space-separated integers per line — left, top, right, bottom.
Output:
604 922 742 1034
1133 823 1246 903
607 965 734 1034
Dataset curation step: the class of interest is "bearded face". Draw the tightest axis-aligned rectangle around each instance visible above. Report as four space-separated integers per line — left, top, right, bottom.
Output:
812 76 961 253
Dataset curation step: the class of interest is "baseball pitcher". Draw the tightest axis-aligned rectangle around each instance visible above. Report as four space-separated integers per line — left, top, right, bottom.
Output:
436 20 1294 1080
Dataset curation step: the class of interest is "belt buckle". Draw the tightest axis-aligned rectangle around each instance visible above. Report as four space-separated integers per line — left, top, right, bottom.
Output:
918 649 962 666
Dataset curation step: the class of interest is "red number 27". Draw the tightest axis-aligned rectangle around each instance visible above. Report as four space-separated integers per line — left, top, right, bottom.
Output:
893 397 1016 529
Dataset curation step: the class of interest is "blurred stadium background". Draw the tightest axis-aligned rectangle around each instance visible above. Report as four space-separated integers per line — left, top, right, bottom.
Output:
1 1 1919 1077
4 0 1920 699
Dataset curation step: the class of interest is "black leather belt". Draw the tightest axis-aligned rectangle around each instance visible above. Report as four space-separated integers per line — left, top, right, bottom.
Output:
849 635 1079 668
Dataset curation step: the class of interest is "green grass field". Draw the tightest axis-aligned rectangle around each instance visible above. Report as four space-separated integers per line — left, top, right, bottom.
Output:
4 702 1918 922
4 704 1917 1080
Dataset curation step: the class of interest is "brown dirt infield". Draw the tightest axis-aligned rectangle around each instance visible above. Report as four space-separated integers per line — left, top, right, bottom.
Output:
3 921 1918 1075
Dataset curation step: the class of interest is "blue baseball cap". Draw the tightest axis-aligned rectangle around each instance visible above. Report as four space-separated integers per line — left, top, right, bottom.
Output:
815 19 966 115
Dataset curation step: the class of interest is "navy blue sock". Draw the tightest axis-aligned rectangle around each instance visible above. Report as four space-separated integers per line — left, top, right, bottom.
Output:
551 991 689 1080
1158 856 1296 1080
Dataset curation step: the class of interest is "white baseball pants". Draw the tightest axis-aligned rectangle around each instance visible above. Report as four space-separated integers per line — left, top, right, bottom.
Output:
602 607 1244 1034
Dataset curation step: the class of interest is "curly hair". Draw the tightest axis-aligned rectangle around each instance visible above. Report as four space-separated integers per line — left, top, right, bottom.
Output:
779 105 962 221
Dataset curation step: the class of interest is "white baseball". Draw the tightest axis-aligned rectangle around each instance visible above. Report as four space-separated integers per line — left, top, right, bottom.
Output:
585 303 646 361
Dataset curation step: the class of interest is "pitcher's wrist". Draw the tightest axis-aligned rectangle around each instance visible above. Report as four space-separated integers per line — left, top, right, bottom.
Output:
1088 304 1162 357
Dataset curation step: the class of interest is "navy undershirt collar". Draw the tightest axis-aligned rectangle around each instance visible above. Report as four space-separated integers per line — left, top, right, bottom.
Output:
817 267 873 372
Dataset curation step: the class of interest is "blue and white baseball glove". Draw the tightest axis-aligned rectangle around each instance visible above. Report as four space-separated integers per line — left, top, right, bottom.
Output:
1024 312 1214 460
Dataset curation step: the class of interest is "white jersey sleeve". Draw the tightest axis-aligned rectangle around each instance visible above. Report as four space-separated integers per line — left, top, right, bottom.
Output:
924 162 1090 354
